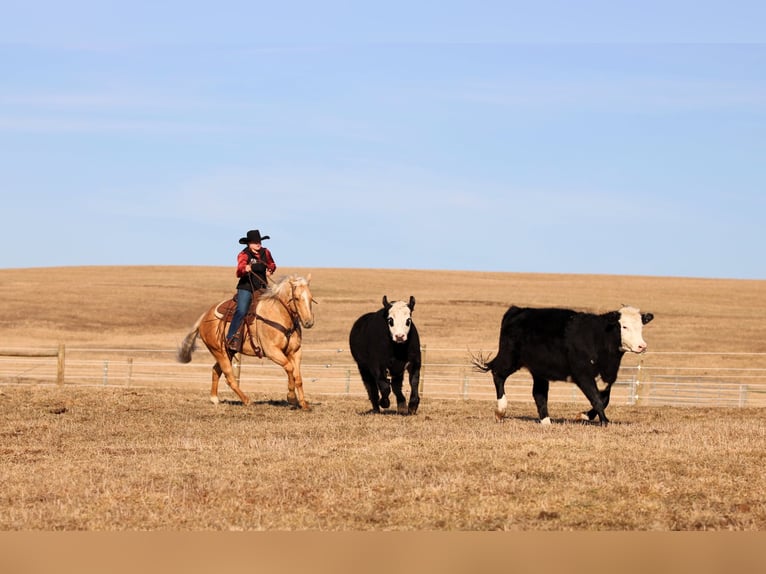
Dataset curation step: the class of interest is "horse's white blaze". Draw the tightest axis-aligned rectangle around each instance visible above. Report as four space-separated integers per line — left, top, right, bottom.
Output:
540 416 552 425
595 374 609 392
618 306 648 353
387 301 412 343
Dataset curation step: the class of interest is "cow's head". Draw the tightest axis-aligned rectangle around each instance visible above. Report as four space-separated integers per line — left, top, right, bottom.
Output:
616 306 654 353
382 295 416 343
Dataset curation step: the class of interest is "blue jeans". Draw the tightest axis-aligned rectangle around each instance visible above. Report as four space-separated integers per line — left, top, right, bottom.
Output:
227 289 252 340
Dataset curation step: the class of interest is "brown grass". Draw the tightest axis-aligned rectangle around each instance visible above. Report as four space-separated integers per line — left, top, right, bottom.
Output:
1 266 765 530
1 386 764 530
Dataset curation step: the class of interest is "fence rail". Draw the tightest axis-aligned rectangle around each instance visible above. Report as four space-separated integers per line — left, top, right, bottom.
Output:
2 346 766 408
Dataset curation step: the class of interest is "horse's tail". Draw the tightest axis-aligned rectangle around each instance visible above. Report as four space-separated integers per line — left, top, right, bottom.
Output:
469 350 495 373
177 312 204 363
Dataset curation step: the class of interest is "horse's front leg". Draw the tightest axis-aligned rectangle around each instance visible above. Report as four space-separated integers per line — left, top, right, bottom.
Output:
268 348 309 410
287 348 310 411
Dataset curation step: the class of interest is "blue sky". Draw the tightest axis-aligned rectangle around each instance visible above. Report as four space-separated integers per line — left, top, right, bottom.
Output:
2 2 764 279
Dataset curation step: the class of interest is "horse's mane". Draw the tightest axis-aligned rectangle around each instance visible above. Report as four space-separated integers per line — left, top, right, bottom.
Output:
260 274 307 302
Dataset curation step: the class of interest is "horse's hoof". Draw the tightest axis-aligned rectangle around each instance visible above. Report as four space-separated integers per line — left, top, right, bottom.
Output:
299 402 311 411
397 404 408 415
210 396 220 405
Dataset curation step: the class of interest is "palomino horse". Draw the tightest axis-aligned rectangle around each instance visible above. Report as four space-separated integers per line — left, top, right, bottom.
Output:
177 274 316 408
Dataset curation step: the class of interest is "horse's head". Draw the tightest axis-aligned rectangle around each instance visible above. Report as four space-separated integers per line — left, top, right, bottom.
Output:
287 274 316 329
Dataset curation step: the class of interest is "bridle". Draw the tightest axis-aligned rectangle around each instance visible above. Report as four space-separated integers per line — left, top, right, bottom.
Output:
254 280 312 351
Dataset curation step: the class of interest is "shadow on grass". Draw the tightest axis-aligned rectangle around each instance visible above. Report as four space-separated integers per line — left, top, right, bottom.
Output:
215 398 322 410
500 414 630 427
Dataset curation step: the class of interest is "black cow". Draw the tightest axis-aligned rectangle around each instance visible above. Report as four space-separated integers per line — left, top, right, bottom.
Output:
473 305 653 425
349 296 421 415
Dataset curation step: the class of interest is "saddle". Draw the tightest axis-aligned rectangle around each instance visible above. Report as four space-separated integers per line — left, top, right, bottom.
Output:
215 291 262 326
215 291 264 357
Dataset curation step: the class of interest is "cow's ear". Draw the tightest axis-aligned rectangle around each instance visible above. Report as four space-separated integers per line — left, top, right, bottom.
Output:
408 296 416 311
382 296 391 309
642 312 654 325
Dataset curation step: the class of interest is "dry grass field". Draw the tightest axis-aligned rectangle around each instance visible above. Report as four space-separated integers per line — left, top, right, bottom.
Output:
1 266 765 531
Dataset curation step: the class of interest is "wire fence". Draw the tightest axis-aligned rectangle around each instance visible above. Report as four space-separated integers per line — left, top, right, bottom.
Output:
2 346 766 408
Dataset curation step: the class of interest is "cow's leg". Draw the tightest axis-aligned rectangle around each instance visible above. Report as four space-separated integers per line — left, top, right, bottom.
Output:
491 348 520 422
359 367 381 413
407 364 421 415
582 385 612 422
492 371 510 422
574 378 609 425
377 370 391 410
531 374 551 425
390 369 408 415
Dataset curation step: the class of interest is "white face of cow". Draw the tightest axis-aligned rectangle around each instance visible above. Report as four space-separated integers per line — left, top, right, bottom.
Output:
386 301 413 343
618 306 653 353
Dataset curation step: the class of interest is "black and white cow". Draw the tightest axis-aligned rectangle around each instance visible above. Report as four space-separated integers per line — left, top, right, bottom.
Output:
473 305 653 425
349 296 421 415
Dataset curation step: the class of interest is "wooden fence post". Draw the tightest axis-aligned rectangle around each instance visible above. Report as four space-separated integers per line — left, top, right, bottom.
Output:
635 357 651 405
419 344 427 395
56 343 65 386
233 355 241 384
127 357 133 386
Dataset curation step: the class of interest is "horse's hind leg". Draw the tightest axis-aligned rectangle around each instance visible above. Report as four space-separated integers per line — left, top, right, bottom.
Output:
210 363 223 404
212 355 251 406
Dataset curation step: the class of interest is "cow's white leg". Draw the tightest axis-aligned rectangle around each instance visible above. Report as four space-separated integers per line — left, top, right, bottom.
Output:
540 416 552 425
495 394 508 422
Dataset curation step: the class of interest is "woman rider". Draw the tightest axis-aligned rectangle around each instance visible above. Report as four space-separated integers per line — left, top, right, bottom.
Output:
226 229 277 351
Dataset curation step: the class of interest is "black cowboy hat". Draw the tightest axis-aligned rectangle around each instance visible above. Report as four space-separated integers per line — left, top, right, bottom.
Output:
239 229 271 244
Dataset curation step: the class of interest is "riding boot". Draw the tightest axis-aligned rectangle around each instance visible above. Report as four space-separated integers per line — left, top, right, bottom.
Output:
226 332 242 352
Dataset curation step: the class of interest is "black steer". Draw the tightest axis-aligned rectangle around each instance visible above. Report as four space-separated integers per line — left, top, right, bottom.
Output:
349 296 421 415
473 305 653 425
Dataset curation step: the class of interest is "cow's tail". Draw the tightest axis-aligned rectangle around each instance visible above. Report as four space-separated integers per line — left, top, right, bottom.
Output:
469 350 495 373
176 313 203 364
